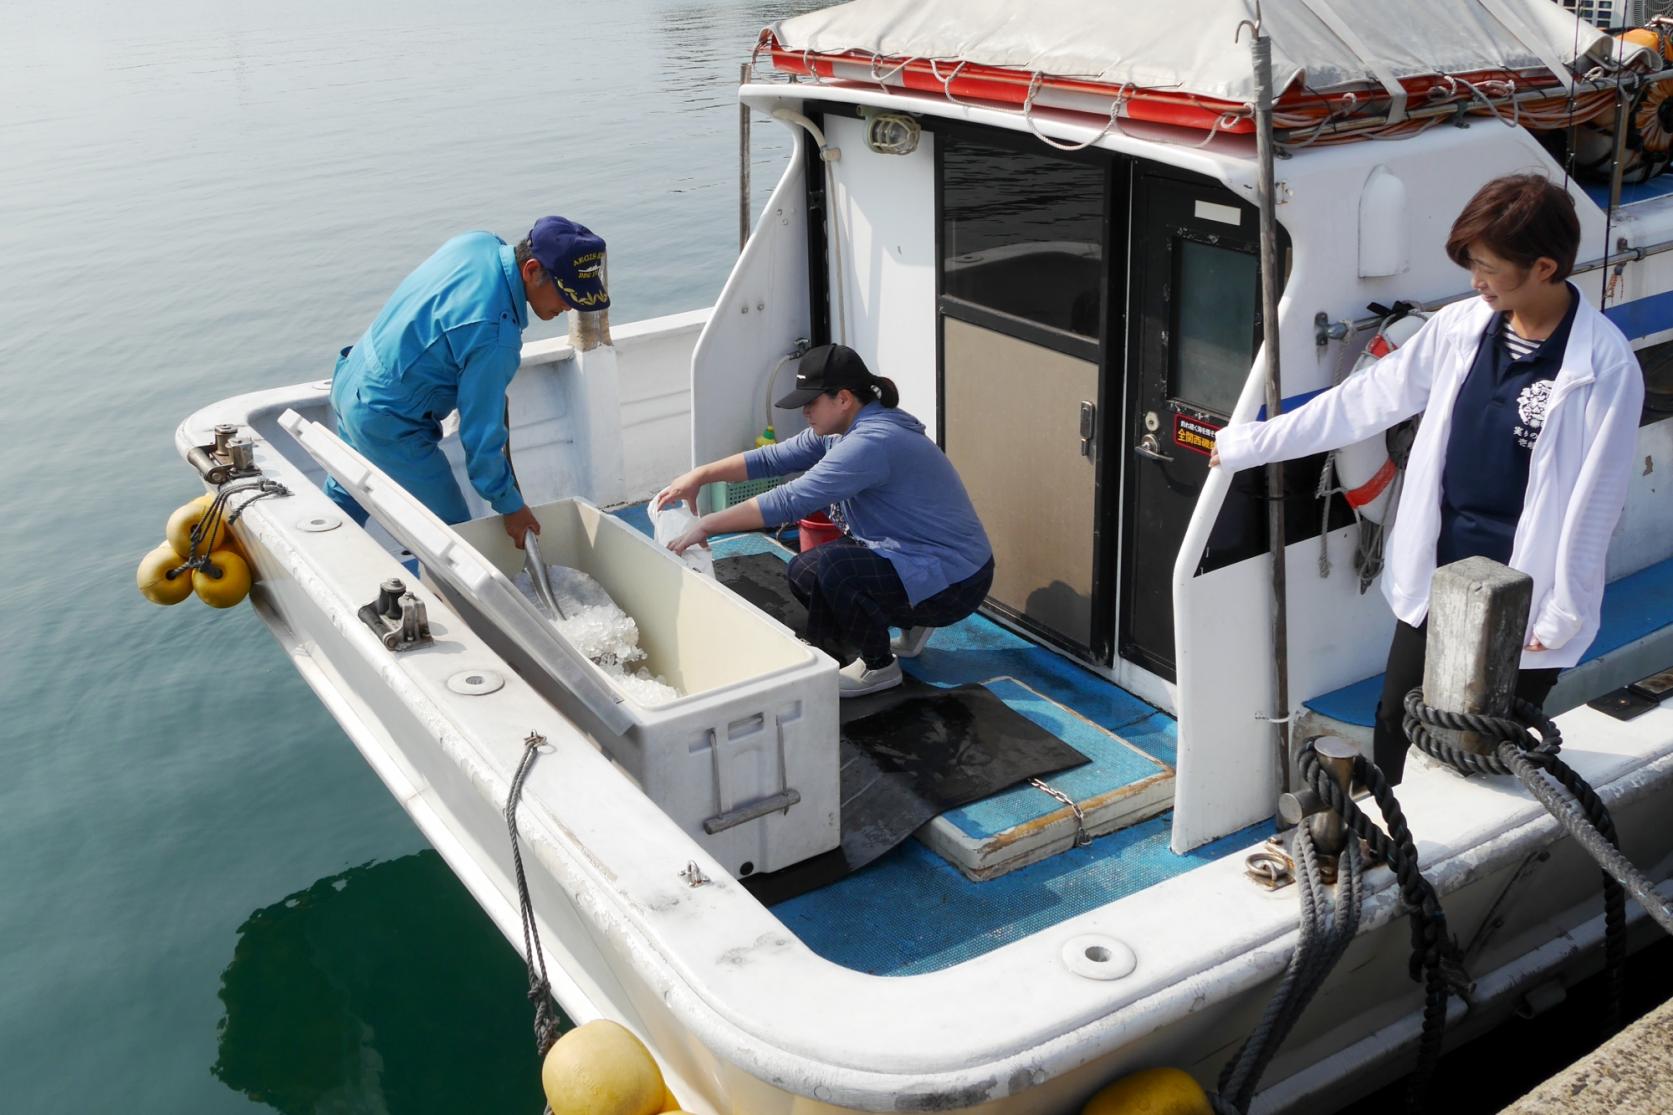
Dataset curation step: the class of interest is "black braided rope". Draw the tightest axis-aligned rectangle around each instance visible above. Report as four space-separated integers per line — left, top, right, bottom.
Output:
1497 747 1628 1034
506 732 564 1059
1402 689 1646 1035
1215 826 1363 1115
1218 827 1322 1110
1401 689 1562 775
1299 747 1465 1113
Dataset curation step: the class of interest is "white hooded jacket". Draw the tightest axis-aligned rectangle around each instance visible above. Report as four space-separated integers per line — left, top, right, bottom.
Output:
1215 293 1644 670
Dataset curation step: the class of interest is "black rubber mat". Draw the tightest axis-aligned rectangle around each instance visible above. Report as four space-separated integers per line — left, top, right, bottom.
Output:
716 551 807 631
740 678 1089 905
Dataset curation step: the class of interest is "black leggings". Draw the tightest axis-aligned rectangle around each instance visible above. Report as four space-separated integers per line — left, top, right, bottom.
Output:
786 538 995 668
1373 619 1561 785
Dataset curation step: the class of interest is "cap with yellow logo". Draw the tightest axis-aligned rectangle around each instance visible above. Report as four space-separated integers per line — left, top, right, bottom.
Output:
529 216 609 310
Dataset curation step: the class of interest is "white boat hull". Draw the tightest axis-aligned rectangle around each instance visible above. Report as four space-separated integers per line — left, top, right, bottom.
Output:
177 314 1673 1113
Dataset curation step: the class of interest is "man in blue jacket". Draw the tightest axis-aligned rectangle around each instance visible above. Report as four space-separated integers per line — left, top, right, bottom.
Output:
324 216 608 546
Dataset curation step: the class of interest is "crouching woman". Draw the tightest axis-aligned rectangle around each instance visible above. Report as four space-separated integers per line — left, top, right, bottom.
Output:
657 344 994 697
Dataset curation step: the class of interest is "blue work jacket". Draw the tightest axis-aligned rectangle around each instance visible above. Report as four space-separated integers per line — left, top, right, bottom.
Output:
336 232 530 514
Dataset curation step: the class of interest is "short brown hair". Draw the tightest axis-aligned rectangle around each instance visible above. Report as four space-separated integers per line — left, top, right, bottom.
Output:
1445 174 1581 281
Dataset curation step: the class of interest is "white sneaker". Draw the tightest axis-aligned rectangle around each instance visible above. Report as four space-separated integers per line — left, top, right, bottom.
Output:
890 625 935 658
838 657 903 698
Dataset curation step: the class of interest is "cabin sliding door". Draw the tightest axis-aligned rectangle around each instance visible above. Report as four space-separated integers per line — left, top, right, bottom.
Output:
936 129 1120 661
943 321 1099 649
1121 168 1267 680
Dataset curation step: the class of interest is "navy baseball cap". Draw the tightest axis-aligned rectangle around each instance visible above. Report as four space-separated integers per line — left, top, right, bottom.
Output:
529 216 609 311
775 344 875 409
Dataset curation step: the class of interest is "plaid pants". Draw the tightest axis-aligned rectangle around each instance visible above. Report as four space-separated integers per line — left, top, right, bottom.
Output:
787 538 995 668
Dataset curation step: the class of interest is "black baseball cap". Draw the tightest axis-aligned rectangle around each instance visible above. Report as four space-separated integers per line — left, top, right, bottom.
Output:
775 344 875 409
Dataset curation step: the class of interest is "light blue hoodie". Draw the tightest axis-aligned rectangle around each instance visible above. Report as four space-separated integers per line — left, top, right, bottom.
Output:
745 403 992 605
331 231 528 517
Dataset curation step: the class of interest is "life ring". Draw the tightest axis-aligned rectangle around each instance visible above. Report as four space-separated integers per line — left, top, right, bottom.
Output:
1332 309 1429 524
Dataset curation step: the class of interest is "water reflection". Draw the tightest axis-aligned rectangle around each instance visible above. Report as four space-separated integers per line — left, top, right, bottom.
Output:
650 0 844 109
212 852 546 1113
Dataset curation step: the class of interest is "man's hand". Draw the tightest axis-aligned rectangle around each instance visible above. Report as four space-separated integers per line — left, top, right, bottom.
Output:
504 505 540 548
1209 447 1222 469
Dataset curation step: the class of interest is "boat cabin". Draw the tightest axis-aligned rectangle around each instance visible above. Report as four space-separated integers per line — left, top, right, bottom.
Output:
689 0 1673 855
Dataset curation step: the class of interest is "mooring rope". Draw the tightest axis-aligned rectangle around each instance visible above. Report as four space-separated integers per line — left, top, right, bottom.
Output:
1296 744 1468 1112
505 731 564 1060
1403 690 1673 1029
1215 825 1363 1114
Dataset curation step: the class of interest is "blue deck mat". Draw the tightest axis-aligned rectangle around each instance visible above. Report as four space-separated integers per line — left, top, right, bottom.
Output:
607 507 1261 976
939 677 1169 842
1305 555 1673 728
774 815 1270 976
1583 176 1673 209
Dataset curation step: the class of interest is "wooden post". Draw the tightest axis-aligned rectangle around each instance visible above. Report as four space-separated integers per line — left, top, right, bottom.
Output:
1423 557 1532 755
569 255 612 352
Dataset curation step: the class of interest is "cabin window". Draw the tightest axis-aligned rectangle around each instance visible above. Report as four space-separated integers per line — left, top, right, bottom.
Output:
1171 237 1258 417
940 138 1104 339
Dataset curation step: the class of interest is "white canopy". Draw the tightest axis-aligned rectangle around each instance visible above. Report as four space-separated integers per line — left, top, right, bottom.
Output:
770 0 1634 106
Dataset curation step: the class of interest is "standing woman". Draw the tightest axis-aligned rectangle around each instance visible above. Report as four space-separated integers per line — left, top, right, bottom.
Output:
658 344 994 697
1213 174 1643 783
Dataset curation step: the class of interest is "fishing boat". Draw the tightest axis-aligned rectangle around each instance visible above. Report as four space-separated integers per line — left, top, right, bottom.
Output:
161 1 1673 1110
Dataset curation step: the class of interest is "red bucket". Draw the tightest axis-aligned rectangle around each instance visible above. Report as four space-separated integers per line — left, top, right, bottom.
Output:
798 511 843 551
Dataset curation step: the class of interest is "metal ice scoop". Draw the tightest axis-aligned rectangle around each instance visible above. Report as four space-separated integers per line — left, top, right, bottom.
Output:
522 529 566 620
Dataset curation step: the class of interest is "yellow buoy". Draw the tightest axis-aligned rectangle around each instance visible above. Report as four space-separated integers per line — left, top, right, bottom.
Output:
136 543 194 606
541 1019 666 1115
166 494 228 560
1081 1067 1213 1115
192 549 252 609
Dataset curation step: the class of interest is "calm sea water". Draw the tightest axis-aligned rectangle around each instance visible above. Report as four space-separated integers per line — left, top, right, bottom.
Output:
0 2 818 1109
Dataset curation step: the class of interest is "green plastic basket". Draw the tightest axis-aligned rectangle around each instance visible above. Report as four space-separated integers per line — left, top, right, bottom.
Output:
700 475 788 514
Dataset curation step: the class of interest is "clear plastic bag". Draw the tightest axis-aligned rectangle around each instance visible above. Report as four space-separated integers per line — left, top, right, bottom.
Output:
650 501 715 578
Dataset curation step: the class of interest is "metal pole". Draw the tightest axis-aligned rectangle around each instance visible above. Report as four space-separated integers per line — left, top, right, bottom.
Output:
1608 85 1632 218
1307 737 1357 883
1252 30 1291 797
739 63 752 253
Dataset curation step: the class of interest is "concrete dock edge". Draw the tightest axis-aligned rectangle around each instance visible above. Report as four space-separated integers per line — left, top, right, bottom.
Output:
1501 995 1673 1114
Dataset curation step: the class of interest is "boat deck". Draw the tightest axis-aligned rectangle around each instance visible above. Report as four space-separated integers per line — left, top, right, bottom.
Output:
1305 555 1673 729
611 504 1267 977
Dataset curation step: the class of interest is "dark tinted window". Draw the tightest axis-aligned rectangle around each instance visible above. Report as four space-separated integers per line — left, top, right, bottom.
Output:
941 138 1104 338
1171 237 1258 416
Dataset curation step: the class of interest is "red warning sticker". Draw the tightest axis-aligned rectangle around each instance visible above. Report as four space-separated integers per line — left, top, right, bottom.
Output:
1173 414 1220 457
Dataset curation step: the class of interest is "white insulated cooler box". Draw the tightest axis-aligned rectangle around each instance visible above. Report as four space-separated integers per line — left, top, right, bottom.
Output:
283 412 841 876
